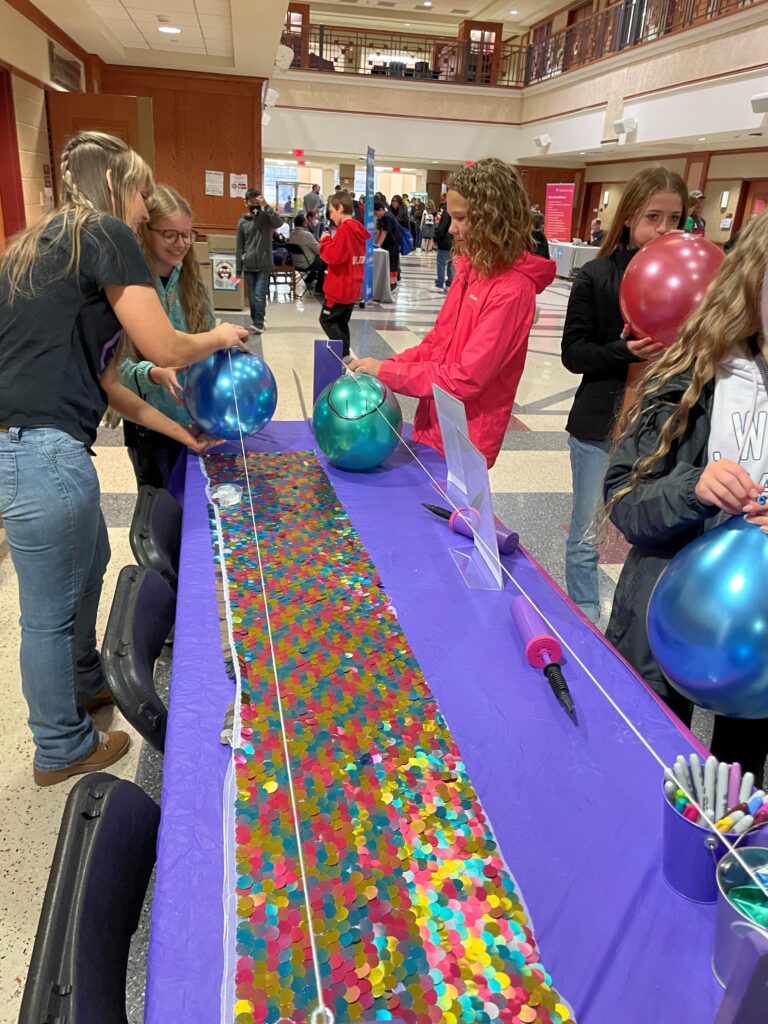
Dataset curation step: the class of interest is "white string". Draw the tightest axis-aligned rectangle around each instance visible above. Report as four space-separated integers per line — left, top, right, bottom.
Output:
326 342 768 899
226 351 333 1024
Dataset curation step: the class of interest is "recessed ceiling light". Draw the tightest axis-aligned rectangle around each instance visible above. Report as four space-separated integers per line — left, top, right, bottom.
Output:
405 21 411 26
432 160 438 163
422 1 433 7
509 9 518 13
579 151 586 155
698 136 706 141
158 24 182 34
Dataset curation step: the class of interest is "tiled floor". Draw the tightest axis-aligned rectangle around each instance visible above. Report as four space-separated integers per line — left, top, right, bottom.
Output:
0 252 627 1021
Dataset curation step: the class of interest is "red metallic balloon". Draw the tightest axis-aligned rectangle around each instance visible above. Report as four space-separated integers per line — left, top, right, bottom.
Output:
619 232 724 349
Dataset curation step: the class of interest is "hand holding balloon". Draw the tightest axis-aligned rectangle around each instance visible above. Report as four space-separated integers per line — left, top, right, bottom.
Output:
694 459 761 515
623 325 665 361
213 322 250 352
347 357 383 377
149 365 185 404
180 426 225 454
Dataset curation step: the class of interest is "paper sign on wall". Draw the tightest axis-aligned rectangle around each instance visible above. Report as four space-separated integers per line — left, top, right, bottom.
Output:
230 173 248 199
205 170 224 197
211 254 238 291
544 183 575 242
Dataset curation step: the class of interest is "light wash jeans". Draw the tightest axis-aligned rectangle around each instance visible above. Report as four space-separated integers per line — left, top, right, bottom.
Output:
566 435 610 623
435 249 454 289
0 427 110 769
244 269 270 329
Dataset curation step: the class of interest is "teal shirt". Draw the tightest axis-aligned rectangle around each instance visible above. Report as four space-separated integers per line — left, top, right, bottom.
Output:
119 265 215 426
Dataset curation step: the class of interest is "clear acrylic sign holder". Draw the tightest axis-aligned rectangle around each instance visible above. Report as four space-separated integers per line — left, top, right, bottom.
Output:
432 383 470 507
449 430 504 592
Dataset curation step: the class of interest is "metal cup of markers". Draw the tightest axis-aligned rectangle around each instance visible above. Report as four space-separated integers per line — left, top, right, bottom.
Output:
662 784 768 903
713 846 768 989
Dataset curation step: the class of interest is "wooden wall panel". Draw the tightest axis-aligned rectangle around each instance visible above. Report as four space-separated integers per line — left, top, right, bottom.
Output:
101 66 265 232
517 165 581 212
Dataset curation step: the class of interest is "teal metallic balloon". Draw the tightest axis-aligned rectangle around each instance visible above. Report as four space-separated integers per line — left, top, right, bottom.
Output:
184 350 277 440
312 374 402 471
648 515 768 718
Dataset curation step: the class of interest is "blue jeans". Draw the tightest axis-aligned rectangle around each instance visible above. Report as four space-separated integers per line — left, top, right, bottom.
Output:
244 270 269 329
0 427 110 769
566 435 610 623
435 249 454 288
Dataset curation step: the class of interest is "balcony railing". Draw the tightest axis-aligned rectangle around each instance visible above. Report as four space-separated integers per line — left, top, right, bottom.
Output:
281 0 764 90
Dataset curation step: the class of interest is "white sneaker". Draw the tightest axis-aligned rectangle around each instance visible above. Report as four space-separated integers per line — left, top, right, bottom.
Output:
431 286 445 293
250 324 264 334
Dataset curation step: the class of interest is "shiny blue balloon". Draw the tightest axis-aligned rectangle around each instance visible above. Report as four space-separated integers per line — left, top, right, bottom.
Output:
183 350 277 440
312 374 402 471
648 515 768 718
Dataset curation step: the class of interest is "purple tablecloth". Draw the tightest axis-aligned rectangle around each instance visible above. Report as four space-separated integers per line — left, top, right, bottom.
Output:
145 421 721 1024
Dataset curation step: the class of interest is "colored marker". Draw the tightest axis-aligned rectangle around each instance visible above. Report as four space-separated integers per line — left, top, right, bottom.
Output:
683 804 700 823
723 802 748 818
674 756 692 793
728 762 742 810
748 790 766 815
739 771 755 803
703 756 717 818
689 754 705 806
754 805 768 828
734 815 756 836
664 779 677 804
716 810 745 832
715 760 729 820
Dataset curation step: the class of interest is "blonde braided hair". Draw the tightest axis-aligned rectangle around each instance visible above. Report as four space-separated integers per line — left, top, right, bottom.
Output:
0 131 153 301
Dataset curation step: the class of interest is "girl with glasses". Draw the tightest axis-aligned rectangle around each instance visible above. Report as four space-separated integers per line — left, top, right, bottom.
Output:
119 184 216 488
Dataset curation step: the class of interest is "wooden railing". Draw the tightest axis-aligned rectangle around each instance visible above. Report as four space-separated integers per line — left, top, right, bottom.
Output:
281 0 763 89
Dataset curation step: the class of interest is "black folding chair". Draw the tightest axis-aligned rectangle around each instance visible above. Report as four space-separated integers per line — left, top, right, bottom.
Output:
286 242 315 298
102 565 175 752
129 485 181 590
19 773 159 1024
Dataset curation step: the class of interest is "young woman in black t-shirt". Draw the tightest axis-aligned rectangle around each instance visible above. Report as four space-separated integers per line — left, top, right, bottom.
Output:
0 131 248 786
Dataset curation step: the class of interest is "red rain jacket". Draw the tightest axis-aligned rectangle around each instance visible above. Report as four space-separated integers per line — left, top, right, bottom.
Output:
319 217 371 306
378 252 556 467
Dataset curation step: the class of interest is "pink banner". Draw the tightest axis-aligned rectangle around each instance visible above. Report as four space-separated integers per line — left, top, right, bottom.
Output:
544 183 576 242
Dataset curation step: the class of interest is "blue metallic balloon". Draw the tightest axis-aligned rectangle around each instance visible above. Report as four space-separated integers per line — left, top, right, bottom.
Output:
184 350 277 440
312 374 402 471
648 515 768 718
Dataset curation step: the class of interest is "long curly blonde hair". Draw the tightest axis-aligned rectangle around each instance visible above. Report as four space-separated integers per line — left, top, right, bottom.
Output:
605 210 768 520
446 158 533 278
0 131 153 301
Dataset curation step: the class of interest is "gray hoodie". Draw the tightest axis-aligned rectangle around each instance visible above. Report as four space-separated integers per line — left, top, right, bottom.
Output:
236 205 283 274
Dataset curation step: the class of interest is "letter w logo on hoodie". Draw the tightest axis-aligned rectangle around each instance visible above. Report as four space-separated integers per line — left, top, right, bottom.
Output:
733 410 768 462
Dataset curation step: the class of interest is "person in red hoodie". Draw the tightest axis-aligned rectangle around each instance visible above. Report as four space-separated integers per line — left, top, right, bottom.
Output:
319 192 371 359
348 159 555 468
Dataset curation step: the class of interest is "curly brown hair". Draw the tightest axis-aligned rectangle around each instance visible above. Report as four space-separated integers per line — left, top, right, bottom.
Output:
446 158 533 278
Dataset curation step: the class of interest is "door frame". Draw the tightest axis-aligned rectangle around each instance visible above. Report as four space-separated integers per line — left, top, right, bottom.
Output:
0 68 27 237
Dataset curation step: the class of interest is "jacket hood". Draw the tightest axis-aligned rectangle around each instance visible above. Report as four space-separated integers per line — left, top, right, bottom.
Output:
339 217 371 241
514 251 556 293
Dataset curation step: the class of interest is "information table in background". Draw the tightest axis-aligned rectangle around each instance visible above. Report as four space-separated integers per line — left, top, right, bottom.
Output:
548 241 599 278
145 422 722 1024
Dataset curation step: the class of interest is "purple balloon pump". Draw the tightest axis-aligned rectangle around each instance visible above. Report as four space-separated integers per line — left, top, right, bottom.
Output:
421 503 519 556
509 597 575 716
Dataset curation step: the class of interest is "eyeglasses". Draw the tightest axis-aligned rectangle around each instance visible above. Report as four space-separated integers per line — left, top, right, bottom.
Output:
147 227 196 245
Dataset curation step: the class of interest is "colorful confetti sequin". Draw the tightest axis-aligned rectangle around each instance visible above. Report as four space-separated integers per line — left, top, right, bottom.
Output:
204 451 575 1024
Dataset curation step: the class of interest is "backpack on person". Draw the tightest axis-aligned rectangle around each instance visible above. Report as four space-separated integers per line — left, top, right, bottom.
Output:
398 222 414 255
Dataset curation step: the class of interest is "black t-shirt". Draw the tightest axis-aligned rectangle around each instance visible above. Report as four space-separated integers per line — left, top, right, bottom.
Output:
378 211 400 258
0 214 151 445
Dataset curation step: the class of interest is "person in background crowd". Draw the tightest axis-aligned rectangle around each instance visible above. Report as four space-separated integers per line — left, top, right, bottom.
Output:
120 184 215 489
303 183 323 216
318 192 370 359
235 188 282 335
411 196 426 248
561 166 687 623
589 219 606 246
374 199 401 288
531 202 542 214
390 195 411 235
0 131 247 786
307 207 323 241
531 212 550 259
684 189 706 234
288 212 324 294
433 201 454 291
604 212 768 778
350 158 556 468
420 200 437 254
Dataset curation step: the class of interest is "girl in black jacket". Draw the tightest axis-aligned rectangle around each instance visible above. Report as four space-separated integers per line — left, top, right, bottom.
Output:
561 167 687 622
604 212 768 776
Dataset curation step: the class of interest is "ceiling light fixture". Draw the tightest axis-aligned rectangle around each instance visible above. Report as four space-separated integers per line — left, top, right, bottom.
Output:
698 136 707 141
422 1 433 7
158 24 182 34
509 9 518 13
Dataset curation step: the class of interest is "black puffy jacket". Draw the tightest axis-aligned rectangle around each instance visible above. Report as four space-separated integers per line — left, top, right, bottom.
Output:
604 372 717 696
561 245 640 441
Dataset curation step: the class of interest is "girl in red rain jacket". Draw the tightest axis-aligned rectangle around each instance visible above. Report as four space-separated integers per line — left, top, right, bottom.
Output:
319 192 370 358
348 159 555 467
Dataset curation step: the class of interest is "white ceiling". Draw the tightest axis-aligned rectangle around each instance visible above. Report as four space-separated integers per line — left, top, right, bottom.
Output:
86 0 233 57
306 0 564 34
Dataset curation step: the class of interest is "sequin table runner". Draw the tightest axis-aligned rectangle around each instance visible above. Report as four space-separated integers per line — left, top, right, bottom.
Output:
203 451 575 1024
